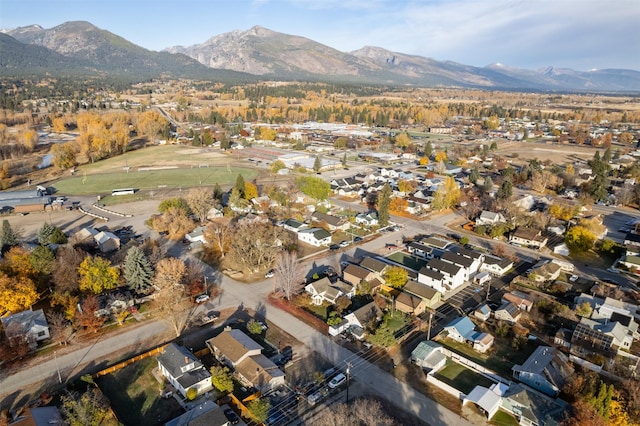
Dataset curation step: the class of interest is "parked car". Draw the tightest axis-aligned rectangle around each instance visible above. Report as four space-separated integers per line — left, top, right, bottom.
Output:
194 294 210 304
265 269 275 278
569 275 579 282
307 391 324 405
339 240 350 248
353 236 363 243
329 244 340 250
328 373 347 389
607 267 620 274
223 408 240 425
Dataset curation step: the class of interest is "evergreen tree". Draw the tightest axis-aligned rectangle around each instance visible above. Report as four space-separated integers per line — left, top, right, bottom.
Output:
424 141 433 158
378 183 392 226
123 246 153 294
497 179 513 199
50 227 68 244
1 219 17 249
37 223 55 245
235 174 245 198
313 155 321 173
469 167 480 184
602 147 612 164
213 182 223 200
483 177 494 193
342 152 347 167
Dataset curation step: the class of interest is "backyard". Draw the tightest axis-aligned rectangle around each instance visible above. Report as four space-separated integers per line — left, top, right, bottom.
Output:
386 251 428 272
97 356 183 426
433 361 495 395
435 335 537 378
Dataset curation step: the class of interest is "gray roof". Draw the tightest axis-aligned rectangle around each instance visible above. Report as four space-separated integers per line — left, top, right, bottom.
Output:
441 251 474 268
503 383 568 425
418 267 444 281
404 280 439 300
312 211 346 226
157 343 210 389
427 258 462 276
455 246 484 261
420 236 450 249
411 340 442 361
496 302 521 318
408 241 434 253
1 309 48 336
359 257 389 273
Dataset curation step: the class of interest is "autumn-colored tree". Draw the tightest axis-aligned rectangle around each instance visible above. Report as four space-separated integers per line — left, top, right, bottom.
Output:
389 197 408 213
383 266 408 289
394 132 411 150
419 156 429 166
431 176 460 210
136 110 166 140
74 294 106 333
78 256 120 294
2 246 37 280
226 222 289 274
204 218 232 259
334 295 352 315
295 176 331 201
247 398 270 424
397 179 415 193
270 160 286 173
150 207 195 241
210 365 234 393
154 257 186 288
377 183 392 226
549 203 577 221
51 142 77 170
565 226 596 253
0 272 38 315
244 181 258 200
61 388 110 426
158 197 190 215
52 246 86 293
434 151 447 162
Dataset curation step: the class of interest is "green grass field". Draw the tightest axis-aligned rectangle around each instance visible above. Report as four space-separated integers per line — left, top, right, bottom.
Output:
53 166 259 195
434 361 495 395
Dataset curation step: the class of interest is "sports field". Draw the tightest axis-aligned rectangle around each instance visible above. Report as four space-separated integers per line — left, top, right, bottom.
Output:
51 145 260 195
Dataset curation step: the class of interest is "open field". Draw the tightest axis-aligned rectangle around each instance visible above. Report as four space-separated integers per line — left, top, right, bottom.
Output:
50 146 260 195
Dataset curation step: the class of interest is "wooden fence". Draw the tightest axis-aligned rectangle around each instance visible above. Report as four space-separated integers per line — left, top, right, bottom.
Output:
92 344 167 378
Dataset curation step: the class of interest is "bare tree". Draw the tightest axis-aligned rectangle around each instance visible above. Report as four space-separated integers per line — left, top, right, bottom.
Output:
185 187 215 223
46 311 71 346
274 250 303 299
205 217 233 259
153 267 193 337
154 257 186 289
52 246 86 293
226 222 289 274
311 397 396 426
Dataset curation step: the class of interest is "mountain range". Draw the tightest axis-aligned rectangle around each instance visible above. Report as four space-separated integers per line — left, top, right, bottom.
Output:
2 21 639 92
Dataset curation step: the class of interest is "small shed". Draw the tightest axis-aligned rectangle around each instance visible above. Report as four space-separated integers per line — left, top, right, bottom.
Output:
410 340 446 371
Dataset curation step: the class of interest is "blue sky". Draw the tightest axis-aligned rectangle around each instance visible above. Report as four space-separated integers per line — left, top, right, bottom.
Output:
2 0 639 71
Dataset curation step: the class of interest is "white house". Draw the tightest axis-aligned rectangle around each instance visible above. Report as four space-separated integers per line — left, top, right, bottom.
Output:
476 211 507 226
157 343 212 399
418 258 465 293
185 226 207 244
305 277 354 305
297 228 332 247
480 255 514 276
283 219 308 233
355 211 379 227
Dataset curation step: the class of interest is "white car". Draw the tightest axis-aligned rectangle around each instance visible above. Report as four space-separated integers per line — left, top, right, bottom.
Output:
569 275 579 282
607 267 620 274
265 269 275 278
328 373 347 389
195 294 210 304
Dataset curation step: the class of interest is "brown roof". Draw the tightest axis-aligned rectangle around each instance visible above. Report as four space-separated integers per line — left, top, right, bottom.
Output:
207 329 263 365
513 227 546 242
359 257 388 274
344 264 372 280
396 291 425 310
404 280 439 300
235 354 284 389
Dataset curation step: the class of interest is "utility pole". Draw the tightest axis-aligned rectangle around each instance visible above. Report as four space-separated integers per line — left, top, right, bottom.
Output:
345 361 352 404
54 350 62 384
427 311 433 340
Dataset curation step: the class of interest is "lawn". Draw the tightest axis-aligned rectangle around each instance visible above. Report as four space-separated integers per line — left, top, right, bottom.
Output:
436 336 536 378
384 310 409 333
97 357 183 426
304 302 330 321
433 361 495 395
491 410 520 426
53 165 258 196
386 252 427 272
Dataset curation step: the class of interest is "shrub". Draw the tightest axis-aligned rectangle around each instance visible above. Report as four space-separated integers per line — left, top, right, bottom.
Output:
186 387 197 400
247 319 263 335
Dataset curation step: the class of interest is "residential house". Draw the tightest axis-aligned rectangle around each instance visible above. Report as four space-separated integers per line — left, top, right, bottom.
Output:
554 328 572 349
494 302 522 324
407 240 436 260
502 291 534 312
529 262 562 283
185 226 207 244
476 210 507 226
501 383 568 426
207 329 285 392
509 228 548 249
403 280 442 308
456 246 485 271
419 258 465 293
1 309 49 347
157 343 212 399
359 256 390 282
305 277 354 306
283 219 308 233
343 263 376 287
394 291 428 315
571 317 634 354
553 242 570 256
441 251 475 282
298 228 332 247
411 340 447 371
311 211 350 232
480 255 514 276
512 194 536 211
624 232 640 247
355 211 379 227
344 301 382 339
474 304 492 322
512 346 573 397
443 316 478 343
165 399 229 426
419 236 452 252
474 332 495 353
